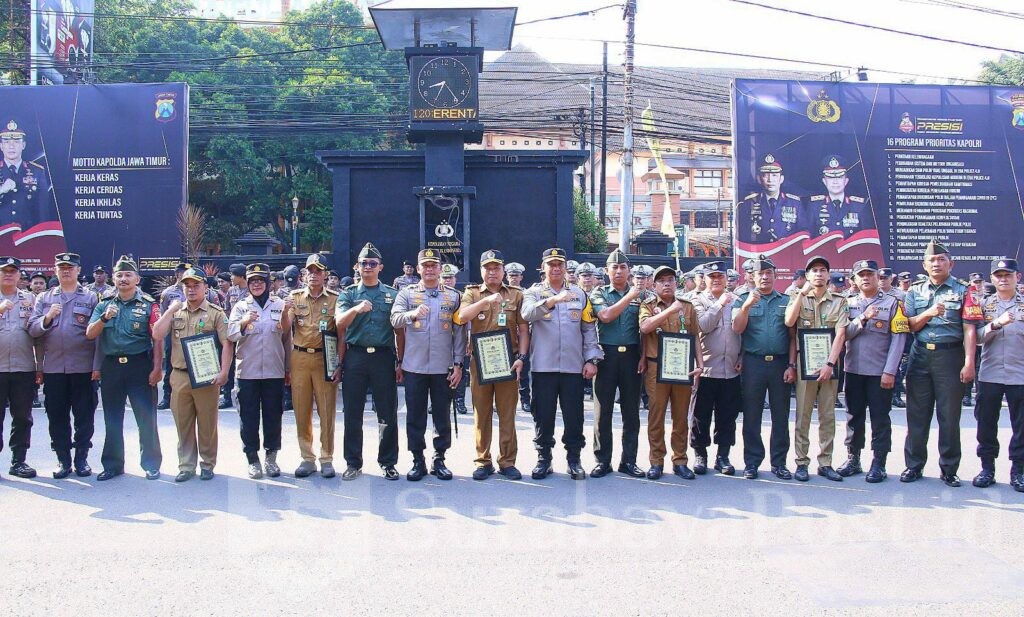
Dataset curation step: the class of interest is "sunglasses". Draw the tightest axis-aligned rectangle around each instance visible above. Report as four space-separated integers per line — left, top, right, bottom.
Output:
359 260 380 268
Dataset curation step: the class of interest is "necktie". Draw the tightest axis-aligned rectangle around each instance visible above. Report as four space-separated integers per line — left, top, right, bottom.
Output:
768 198 777 211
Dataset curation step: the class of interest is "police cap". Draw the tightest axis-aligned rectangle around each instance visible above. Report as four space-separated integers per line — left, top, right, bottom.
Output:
54 252 81 267
991 258 1018 274
480 250 504 266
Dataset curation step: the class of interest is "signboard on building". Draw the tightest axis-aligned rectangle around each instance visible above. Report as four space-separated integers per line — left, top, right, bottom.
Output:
732 79 1024 286
30 0 94 85
0 83 188 271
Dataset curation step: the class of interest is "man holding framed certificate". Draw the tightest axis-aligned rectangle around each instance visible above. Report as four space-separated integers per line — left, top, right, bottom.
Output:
639 265 703 480
152 268 233 482
390 249 466 482
455 250 529 481
784 255 849 482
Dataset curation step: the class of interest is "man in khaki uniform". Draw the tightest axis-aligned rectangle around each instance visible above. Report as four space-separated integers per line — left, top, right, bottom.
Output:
455 250 530 481
639 265 703 480
288 253 341 478
152 268 233 482
784 255 849 482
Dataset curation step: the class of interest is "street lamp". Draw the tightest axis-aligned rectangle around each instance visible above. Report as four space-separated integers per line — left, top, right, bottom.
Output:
291 196 299 254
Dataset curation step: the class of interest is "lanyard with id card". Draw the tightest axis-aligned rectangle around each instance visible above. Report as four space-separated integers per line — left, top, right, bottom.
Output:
319 304 328 332
497 297 508 327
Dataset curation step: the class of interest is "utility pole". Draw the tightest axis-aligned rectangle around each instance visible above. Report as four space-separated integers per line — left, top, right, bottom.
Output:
589 77 596 209
599 42 608 230
618 0 636 253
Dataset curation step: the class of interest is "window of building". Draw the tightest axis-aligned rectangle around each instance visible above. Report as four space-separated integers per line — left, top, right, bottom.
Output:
694 170 723 188
695 211 720 228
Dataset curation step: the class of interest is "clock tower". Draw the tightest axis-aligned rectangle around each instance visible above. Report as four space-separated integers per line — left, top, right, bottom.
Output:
370 7 516 278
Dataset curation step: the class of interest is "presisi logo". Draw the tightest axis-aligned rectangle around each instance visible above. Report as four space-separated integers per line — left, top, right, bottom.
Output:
914 117 964 134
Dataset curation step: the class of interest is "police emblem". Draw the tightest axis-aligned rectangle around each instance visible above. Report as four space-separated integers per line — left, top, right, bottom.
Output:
155 93 177 122
806 89 841 123
899 112 914 133
1011 93 1024 129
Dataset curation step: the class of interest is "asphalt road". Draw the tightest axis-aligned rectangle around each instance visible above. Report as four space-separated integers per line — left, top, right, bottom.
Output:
2 394 1022 616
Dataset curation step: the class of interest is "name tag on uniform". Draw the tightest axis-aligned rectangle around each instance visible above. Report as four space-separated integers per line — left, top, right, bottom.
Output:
319 320 328 331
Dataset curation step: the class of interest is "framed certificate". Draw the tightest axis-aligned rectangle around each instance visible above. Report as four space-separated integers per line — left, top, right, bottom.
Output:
799 328 836 380
656 332 696 385
181 333 221 388
323 332 340 381
471 330 516 385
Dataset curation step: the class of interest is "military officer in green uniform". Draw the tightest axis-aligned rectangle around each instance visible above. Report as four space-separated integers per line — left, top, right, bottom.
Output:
335 242 403 481
588 249 646 478
901 239 980 486
86 255 164 481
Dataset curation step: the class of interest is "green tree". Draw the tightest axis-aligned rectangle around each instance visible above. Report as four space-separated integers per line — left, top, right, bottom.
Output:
574 190 607 253
978 54 1024 85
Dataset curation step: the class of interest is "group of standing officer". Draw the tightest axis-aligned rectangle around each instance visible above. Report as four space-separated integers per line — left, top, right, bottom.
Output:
3 239 1021 494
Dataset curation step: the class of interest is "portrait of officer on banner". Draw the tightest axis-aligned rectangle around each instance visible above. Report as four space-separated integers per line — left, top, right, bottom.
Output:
736 153 807 245
807 155 874 238
0 119 58 231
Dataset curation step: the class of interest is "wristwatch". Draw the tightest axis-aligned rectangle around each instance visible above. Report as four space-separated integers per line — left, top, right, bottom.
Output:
585 358 600 367
826 361 836 368
787 363 797 370
515 353 528 362
453 362 463 368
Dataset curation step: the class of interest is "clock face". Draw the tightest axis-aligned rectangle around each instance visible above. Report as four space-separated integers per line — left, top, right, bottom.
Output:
416 57 473 109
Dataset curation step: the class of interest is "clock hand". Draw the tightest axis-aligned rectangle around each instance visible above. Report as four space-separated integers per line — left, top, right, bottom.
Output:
428 81 445 90
442 83 459 100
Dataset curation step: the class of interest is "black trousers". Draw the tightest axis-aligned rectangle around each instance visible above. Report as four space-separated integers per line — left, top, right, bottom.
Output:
403 371 452 457
43 372 97 459
905 344 965 475
843 372 893 454
161 336 172 401
532 371 585 458
237 378 284 457
593 344 642 465
519 356 532 407
691 375 741 452
741 355 791 469
0 371 36 461
452 354 469 402
221 349 236 400
975 381 1024 462
342 346 399 468
100 353 162 473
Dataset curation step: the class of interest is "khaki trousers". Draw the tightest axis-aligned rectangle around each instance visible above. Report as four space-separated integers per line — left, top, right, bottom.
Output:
470 362 519 469
170 368 219 472
794 377 838 467
645 362 692 466
291 350 338 463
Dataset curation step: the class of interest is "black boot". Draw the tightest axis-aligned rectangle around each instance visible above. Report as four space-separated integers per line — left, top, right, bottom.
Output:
73 448 92 477
454 397 468 415
407 453 427 481
973 458 996 488
9 457 37 479
532 450 553 480
1010 462 1024 493
865 453 887 483
692 448 708 475
431 455 453 480
567 456 587 480
837 450 862 477
52 451 72 479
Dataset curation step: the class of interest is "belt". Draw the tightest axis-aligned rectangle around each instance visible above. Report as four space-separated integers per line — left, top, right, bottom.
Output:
602 343 638 353
293 345 323 354
914 340 961 351
348 344 391 354
743 352 784 362
106 352 149 365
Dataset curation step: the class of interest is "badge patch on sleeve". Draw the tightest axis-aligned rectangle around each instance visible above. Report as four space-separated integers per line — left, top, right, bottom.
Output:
890 302 910 334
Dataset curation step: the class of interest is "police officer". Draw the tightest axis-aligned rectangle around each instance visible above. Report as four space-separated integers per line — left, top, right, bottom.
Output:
220 263 248 409
390 248 466 481
784 269 806 295
522 247 603 480
692 261 742 475
640 265 703 480
726 268 740 292
335 243 402 481
576 262 598 294
227 263 291 479
456 250 529 481
736 154 806 244
504 261 531 412
901 239 979 486
879 268 901 300
87 265 113 296
838 259 908 483
588 249 646 478
890 270 913 408
158 263 189 410
28 252 100 478
151 268 232 482
733 254 798 479
972 258 1024 491
86 255 163 481
734 259 755 296
0 256 40 478
392 260 420 289
286 253 340 478
327 270 342 292
566 260 580 285
963 272 986 407
29 271 47 295
807 156 873 238
0 120 56 229
276 265 300 300
785 255 849 482
441 264 470 414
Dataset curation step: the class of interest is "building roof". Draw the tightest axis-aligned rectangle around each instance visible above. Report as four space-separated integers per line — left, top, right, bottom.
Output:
480 44 818 148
